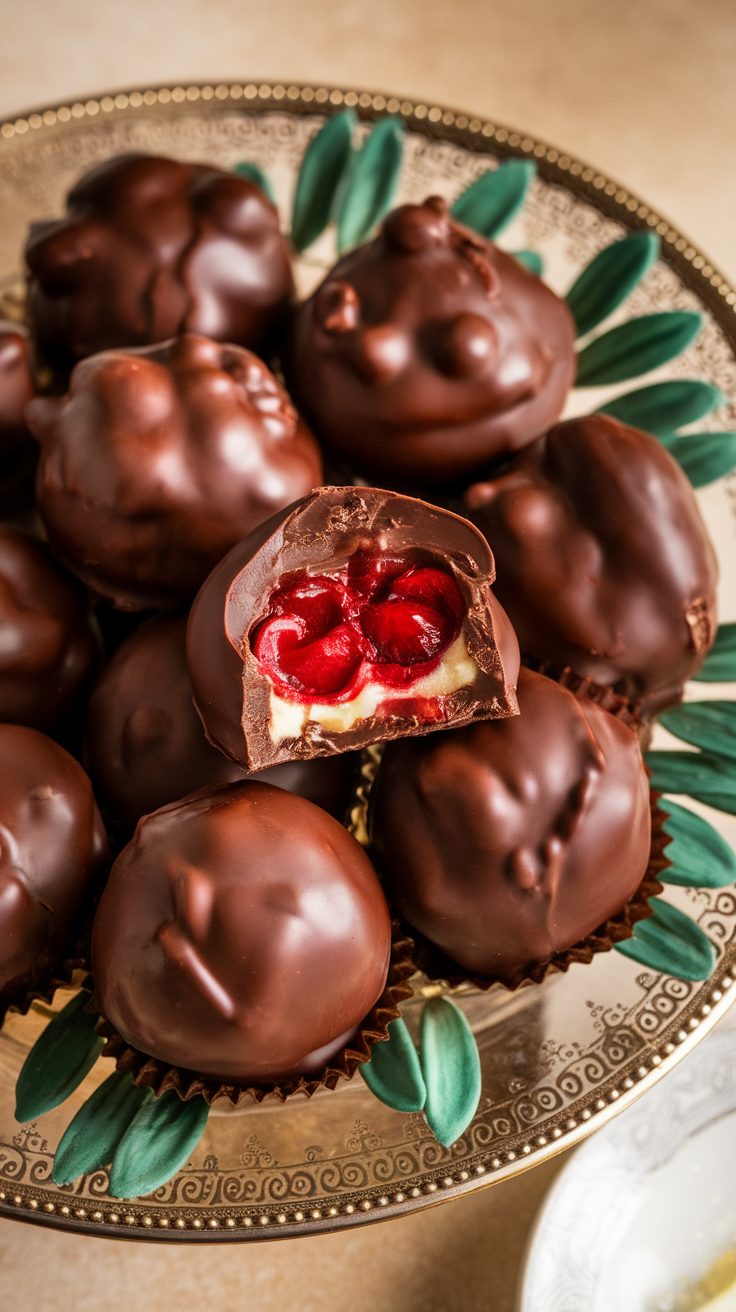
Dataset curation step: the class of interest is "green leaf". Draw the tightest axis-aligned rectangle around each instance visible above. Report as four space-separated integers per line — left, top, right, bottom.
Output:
232 161 275 204
658 798 736 889
451 160 536 240
53 1072 153 1186
361 1017 426 1112
694 624 736 683
15 991 103 1124
290 109 356 252
615 898 716 980
664 431 736 488
575 312 702 387
566 232 660 338
645 749 736 814
337 117 404 254
512 249 543 276
659 702 736 761
597 380 725 437
420 996 481 1148
109 1090 209 1199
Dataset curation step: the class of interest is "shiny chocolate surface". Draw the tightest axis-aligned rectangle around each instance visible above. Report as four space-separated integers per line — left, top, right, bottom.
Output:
283 197 576 485
91 780 391 1083
26 334 323 610
25 153 294 365
464 413 719 715
369 667 651 983
0 724 109 1013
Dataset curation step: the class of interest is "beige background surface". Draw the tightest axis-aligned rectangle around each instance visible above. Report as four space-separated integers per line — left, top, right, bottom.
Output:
1 1 735 1307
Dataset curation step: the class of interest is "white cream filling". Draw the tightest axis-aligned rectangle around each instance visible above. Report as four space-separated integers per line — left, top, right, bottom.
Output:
268 630 478 743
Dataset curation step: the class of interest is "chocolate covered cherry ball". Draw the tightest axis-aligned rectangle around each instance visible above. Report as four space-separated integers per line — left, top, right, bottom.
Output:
0 724 109 1015
463 413 718 716
0 322 35 474
369 668 651 984
91 781 392 1083
0 528 98 733
25 333 323 610
25 153 294 366
85 610 359 832
283 196 576 486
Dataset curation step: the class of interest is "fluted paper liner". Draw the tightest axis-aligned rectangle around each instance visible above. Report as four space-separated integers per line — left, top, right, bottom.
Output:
90 919 416 1106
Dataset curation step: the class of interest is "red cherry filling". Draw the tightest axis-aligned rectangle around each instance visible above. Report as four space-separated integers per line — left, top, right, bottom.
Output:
251 555 464 701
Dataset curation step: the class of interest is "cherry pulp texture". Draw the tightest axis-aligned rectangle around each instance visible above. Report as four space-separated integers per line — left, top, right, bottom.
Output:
251 551 464 701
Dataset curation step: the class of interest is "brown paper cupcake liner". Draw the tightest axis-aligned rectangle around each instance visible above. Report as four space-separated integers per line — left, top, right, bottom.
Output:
89 918 417 1107
0 950 91 1029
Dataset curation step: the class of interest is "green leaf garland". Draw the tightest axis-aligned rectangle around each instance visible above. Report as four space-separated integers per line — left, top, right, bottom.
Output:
53 1071 153 1186
420 996 481 1148
695 624 736 683
658 798 736 889
663 432 736 488
232 161 276 204
361 1017 426 1112
290 109 356 252
15 991 104 1124
337 117 404 254
615 898 716 980
576 312 702 387
451 160 536 240
108 1089 209 1200
512 249 544 276
659 701 736 761
645 749 736 814
597 379 724 436
566 232 660 338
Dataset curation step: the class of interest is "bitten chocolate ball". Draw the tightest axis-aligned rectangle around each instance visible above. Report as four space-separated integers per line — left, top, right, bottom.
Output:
187 486 520 772
463 413 718 716
369 668 651 984
91 781 391 1083
25 334 323 610
25 153 294 366
283 196 576 486
0 724 109 1015
0 322 35 473
0 529 98 733
85 610 359 832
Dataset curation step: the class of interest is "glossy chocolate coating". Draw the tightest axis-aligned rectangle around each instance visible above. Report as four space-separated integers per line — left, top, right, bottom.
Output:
0 528 98 732
0 322 35 472
25 153 294 366
86 610 359 832
26 334 323 610
369 668 651 983
91 781 391 1083
187 486 520 772
0 724 109 1012
283 197 576 485
464 414 718 715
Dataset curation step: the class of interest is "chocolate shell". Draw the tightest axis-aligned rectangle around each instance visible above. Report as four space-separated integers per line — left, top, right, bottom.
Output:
85 610 359 833
283 196 576 486
369 667 651 985
186 486 520 771
463 413 718 716
91 780 392 1084
25 153 294 366
0 528 98 733
0 321 35 473
25 334 323 610
0 724 109 1016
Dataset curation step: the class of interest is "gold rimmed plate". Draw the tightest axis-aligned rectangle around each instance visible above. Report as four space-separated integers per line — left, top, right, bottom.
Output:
1 81 736 1242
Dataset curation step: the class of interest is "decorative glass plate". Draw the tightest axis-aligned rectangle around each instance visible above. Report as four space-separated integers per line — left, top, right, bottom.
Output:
1 80 736 1243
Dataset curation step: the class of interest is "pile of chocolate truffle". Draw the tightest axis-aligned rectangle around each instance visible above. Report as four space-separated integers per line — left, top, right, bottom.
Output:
0 152 718 1096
